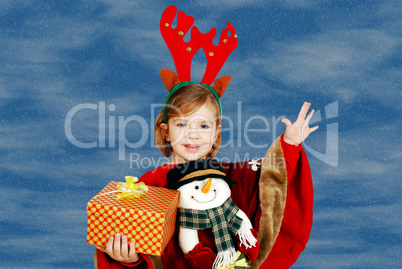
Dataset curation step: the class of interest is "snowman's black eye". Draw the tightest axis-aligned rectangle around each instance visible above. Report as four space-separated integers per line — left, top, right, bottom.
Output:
195 186 199 190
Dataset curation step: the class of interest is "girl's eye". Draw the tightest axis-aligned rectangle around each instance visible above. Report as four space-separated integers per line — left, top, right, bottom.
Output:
177 123 186 127
201 124 210 129
195 186 199 190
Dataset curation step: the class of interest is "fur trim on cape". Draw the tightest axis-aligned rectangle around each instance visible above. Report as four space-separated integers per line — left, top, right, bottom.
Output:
250 136 287 268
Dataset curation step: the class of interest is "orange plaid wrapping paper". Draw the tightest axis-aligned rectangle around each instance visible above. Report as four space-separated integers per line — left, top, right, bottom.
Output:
86 181 179 256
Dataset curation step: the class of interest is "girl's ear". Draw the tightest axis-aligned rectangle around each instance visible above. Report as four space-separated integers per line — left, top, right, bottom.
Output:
160 123 170 142
216 124 222 134
215 124 222 140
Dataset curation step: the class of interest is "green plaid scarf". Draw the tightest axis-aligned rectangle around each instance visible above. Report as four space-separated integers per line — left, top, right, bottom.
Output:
179 197 243 255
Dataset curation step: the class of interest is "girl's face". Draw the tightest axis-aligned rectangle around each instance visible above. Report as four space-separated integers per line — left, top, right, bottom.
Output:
161 102 221 164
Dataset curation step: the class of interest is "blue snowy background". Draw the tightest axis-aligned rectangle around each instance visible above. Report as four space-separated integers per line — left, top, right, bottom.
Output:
1 0 401 268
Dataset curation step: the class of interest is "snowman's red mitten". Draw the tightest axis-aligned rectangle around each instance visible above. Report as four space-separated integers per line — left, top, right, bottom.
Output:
236 228 260 261
184 241 216 269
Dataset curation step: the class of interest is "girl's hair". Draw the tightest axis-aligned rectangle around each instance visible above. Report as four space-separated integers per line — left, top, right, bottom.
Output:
155 84 222 158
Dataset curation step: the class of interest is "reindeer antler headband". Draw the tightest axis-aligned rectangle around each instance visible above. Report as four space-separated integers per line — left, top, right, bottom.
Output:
160 5 238 123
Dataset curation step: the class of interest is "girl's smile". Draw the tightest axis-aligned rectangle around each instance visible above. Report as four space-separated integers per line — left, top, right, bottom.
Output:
184 144 201 152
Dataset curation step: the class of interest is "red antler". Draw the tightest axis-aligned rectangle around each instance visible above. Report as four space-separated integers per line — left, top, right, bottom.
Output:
160 5 202 82
160 5 238 85
197 22 238 85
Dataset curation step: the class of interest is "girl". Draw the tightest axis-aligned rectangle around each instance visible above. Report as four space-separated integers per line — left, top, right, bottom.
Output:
95 83 317 269
96 5 317 268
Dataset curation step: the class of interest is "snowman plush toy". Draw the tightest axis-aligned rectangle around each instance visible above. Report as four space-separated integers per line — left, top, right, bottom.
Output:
166 159 260 269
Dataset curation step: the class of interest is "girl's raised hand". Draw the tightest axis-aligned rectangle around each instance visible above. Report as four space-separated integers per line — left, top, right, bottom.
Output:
281 102 319 146
96 233 140 264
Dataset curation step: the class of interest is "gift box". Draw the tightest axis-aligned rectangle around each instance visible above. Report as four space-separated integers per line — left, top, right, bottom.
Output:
87 181 179 256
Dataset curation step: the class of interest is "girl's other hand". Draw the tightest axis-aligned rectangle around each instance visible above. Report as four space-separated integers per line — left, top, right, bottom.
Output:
96 233 140 264
281 102 319 146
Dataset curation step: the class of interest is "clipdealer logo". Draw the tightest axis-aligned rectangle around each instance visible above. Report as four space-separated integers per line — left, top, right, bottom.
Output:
64 101 339 167
64 102 149 160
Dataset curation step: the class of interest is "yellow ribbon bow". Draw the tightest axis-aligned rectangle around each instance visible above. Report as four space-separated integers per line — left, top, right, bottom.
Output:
116 176 149 200
97 176 149 200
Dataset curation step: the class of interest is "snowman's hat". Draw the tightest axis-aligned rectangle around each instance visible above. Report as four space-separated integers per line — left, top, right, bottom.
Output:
166 159 236 190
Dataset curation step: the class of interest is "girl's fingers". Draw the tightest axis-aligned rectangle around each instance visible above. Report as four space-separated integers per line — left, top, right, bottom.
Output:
306 109 315 122
121 235 129 258
281 118 292 127
101 233 139 262
298 102 311 120
113 233 121 256
96 246 106 252
303 125 319 140
310 126 319 133
105 236 114 254
302 109 315 128
128 242 138 260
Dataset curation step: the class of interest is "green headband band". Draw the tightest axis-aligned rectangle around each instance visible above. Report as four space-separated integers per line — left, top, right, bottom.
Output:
162 81 222 123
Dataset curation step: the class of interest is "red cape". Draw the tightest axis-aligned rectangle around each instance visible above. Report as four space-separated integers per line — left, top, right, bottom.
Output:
96 136 313 268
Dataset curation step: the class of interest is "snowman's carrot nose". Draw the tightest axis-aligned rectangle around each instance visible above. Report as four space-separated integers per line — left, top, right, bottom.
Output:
202 178 212 193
